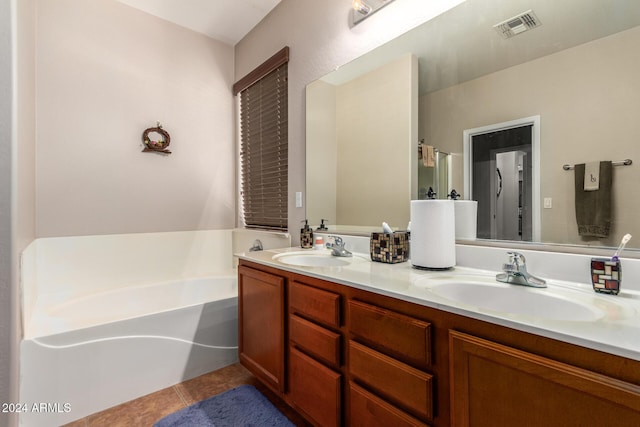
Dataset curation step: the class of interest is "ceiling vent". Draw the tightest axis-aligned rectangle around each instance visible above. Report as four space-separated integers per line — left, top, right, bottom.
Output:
493 10 541 39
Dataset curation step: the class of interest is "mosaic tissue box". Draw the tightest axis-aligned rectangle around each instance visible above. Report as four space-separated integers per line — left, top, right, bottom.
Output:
370 232 409 264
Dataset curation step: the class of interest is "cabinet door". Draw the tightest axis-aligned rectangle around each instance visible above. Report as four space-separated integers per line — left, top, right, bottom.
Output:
289 346 342 427
449 330 640 427
238 266 285 393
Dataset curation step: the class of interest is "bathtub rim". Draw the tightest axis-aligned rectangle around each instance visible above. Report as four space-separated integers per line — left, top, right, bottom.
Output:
24 274 238 341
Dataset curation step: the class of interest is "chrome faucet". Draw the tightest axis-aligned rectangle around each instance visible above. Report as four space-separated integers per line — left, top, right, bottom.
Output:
326 236 352 257
496 251 546 288
249 239 263 252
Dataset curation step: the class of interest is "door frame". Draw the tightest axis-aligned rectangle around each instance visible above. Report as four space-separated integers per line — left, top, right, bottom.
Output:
463 115 541 242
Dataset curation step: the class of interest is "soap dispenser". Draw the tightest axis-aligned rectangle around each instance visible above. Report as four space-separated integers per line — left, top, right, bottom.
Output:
300 220 313 249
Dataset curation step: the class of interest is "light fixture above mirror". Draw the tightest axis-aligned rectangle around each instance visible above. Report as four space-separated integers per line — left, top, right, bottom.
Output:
351 0 396 26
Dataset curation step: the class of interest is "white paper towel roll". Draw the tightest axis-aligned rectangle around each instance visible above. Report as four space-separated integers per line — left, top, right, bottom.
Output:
410 200 456 269
454 200 478 240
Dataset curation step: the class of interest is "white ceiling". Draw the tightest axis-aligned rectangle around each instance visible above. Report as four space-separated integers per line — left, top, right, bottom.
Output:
115 0 282 45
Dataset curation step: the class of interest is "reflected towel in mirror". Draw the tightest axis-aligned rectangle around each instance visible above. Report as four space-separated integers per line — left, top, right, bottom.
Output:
574 161 612 237
421 144 435 167
584 161 600 191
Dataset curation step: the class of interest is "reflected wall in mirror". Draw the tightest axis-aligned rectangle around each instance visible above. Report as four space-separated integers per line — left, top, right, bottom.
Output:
306 0 640 248
306 53 418 231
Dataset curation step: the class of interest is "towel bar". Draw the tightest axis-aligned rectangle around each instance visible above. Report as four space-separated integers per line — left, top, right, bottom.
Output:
563 159 632 171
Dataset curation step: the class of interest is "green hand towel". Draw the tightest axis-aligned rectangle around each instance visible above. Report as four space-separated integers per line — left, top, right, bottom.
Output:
574 161 612 237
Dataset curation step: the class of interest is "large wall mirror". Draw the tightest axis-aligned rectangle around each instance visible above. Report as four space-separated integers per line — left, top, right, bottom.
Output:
306 0 640 250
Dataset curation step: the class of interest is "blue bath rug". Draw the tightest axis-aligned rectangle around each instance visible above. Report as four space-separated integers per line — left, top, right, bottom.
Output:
153 384 295 427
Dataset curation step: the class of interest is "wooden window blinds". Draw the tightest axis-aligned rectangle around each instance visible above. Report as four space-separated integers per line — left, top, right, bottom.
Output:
235 47 289 231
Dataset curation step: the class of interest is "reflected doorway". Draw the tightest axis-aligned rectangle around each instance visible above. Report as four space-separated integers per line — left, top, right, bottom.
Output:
464 116 541 241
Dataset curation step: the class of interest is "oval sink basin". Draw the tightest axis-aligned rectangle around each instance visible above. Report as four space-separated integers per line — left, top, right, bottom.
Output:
272 251 366 267
413 274 631 322
427 281 602 321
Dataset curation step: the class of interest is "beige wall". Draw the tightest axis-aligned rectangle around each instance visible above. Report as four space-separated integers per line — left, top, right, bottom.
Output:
16 0 36 253
0 2 13 423
307 55 416 228
235 0 464 239
421 26 640 247
1 0 38 425
36 0 236 236
335 54 415 227
306 80 337 226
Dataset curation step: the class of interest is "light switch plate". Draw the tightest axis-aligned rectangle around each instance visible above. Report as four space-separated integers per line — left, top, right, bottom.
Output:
295 192 303 208
544 197 552 209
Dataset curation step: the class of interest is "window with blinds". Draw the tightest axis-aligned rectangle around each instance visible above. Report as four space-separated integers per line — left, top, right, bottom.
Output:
235 47 289 231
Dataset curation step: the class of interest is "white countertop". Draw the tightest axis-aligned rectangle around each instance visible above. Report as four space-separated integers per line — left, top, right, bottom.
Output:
239 246 640 362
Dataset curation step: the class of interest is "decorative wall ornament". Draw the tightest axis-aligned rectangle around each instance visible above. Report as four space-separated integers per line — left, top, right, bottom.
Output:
142 122 171 154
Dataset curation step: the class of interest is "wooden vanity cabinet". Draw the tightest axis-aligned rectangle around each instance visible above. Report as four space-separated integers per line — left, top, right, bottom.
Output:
237 265 286 394
238 260 640 426
449 330 640 427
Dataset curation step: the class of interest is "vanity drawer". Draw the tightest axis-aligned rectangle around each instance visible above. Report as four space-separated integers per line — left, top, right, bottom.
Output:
349 340 433 422
348 381 429 427
290 280 341 328
349 300 432 369
289 346 342 427
290 314 341 367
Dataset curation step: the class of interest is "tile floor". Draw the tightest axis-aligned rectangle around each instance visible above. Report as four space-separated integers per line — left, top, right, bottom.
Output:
63 363 311 427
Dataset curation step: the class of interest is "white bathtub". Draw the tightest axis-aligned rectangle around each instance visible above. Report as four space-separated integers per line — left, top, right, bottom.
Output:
20 276 238 427
18 231 247 427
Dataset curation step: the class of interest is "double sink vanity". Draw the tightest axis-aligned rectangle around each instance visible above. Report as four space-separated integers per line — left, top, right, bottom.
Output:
239 0 640 424
238 240 640 426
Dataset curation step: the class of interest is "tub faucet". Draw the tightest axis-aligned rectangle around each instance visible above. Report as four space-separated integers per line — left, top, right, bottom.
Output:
249 239 263 252
496 251 546 288
326 236 352 257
